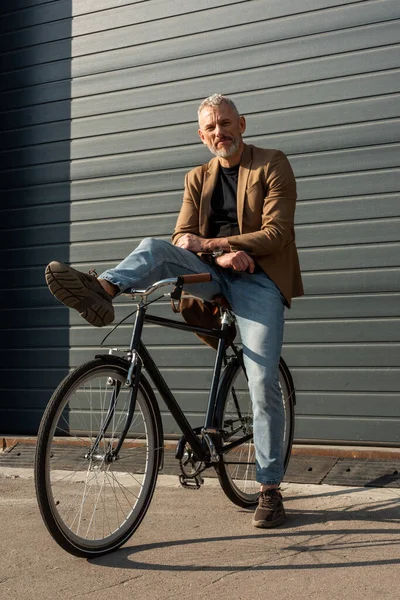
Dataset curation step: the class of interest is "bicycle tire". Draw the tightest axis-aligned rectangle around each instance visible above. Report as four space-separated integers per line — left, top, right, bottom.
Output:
35 357 163 558
214 354 295 508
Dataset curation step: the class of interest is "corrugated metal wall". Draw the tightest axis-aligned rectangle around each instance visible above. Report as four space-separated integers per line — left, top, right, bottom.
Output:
1 0 72 433
1 0 400 443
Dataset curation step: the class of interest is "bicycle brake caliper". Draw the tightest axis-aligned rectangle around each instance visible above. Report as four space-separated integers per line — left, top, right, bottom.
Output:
126 350 139 387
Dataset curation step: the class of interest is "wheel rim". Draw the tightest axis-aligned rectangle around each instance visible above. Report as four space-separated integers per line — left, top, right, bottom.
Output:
43 366 156 550
221 364 292 502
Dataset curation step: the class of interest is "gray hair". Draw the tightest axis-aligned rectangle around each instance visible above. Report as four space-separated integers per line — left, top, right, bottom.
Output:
197 94 239 122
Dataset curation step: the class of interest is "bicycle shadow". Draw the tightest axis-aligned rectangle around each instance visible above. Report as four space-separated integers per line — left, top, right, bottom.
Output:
90 487 400 572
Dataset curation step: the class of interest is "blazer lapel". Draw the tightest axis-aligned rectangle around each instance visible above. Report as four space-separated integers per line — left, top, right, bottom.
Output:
199 157 219 236
237 144 252 233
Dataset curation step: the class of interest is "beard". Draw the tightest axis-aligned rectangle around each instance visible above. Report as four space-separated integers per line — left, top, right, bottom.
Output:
207 137 240 158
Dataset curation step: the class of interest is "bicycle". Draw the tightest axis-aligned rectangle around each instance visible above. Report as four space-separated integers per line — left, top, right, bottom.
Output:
34 273 296 558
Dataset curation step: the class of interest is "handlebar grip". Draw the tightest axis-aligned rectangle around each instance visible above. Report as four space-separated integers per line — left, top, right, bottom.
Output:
181 273 212 284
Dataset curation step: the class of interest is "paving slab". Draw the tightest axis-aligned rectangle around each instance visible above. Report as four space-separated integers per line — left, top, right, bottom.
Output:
284 455 339 484
0 469 399 600
323 458 400 488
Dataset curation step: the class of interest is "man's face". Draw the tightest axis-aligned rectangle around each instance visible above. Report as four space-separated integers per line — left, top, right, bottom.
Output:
198 102 246 159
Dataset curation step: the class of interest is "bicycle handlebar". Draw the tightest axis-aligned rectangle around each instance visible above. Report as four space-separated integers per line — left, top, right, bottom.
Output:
129 273 212 297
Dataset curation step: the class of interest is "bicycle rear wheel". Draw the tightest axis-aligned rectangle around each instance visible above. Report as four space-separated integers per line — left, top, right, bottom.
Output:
35 357 163 558
214 355 295 508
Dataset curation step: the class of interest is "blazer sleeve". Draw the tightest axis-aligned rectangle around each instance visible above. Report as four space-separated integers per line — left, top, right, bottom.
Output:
227 150 297 256
171 172 201 245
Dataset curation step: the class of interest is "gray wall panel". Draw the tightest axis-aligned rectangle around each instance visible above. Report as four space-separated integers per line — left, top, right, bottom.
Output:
0 0 56 13
1 203 72 229
292 368 400 393
70 72 400 137
1 171 183 207
1 80 71 110
0 368 72 390
299 243 400 271
67 96 400 157
1 215 176 248
71 68 400 120
2 121 71 149
294 417 400 444
69 26 400 95
2 141 71 169
255 119 400 155
302 268 400 295
1 20 73 52
296 217 400 248
296 194 400 224
71 19 400 81
1 56 72 91
71 171 187 200
297 169 400 200
1 40 72 73
0 193 179 229
70 45 400 100
2 288 67 309
2 99 68 130
71 0 399 56
296 392 400 417
292 144 400 177
1 0 72 31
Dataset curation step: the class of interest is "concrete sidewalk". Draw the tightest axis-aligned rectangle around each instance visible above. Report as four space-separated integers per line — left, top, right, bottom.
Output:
1 468 399 600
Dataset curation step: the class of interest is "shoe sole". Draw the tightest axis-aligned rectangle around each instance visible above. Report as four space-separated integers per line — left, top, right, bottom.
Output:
252 508 286 529
45 262 114 327
251 515 285 528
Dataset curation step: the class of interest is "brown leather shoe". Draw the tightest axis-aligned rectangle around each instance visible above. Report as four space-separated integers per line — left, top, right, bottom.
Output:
252 489 285 528
45 261 115 327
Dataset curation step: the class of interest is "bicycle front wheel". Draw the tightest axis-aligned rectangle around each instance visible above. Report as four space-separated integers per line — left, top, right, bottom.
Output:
214 355 295 508
35 357 163 558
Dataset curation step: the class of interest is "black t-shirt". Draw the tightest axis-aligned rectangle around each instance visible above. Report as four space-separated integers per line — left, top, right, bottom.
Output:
208 164 240 238
207 163 263 273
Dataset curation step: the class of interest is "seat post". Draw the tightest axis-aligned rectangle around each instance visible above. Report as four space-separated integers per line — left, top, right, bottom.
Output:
203 311 232 429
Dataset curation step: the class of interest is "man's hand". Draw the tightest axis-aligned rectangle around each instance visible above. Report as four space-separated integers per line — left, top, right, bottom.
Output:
215 251 255 273
176 234 231 253
176 234 204 252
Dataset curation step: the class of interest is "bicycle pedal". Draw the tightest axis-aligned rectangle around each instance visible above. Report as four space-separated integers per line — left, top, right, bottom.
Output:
178 473 204 490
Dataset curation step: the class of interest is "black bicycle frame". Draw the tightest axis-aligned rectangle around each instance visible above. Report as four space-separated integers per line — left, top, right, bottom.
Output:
128 303 235 461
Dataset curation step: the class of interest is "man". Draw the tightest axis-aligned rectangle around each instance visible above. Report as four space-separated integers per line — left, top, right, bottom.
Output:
46 93 303 528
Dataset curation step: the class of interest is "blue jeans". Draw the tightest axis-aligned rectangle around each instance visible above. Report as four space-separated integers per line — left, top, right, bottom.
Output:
100 238 285 485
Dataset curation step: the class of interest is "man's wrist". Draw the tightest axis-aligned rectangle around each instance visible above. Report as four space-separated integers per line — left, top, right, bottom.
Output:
202 238 229 252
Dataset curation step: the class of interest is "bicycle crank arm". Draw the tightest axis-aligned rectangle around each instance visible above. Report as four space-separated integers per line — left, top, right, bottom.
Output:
175 426 203 460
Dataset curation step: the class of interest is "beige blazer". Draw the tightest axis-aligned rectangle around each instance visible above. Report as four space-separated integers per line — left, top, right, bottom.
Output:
172 143 304 306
